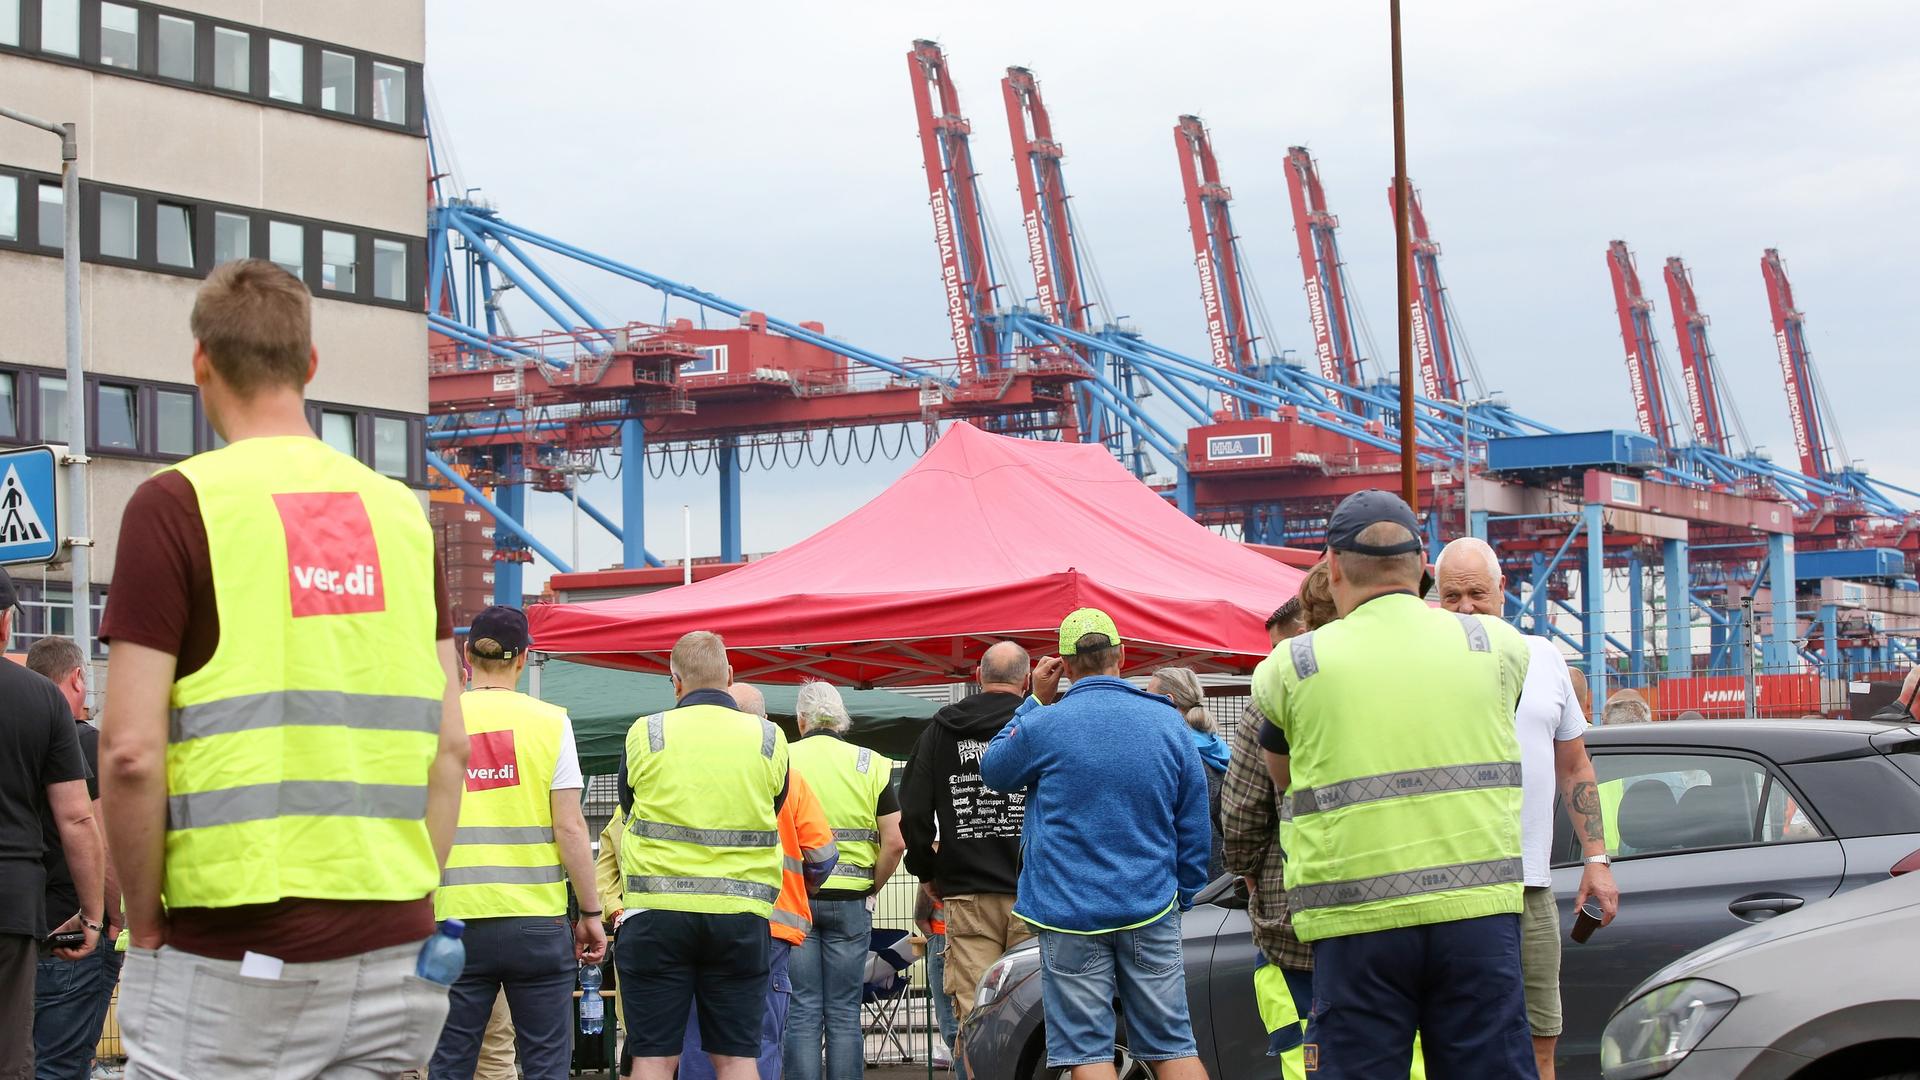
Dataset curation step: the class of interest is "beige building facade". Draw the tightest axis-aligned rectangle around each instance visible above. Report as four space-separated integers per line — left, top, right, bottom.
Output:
0 0 427 651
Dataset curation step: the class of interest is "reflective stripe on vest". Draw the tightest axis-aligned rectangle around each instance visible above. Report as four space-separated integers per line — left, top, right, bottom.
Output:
1286 857 1525 912
438 689 569 920
805 841 839 866
770 907 811 933
1251 595 1528 942
162 438 443 910
789 735 895 893
1284 762 1523 822
621 703 788 918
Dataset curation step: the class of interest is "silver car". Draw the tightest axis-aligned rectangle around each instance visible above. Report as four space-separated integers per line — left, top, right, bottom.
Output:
1601 868 1920 1079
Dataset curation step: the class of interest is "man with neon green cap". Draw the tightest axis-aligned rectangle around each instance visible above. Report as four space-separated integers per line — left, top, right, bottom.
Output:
981 609 1211 1080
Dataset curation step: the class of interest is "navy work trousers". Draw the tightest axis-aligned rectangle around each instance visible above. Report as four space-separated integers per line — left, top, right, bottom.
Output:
428 915 578 1080
1305 913 1533 1080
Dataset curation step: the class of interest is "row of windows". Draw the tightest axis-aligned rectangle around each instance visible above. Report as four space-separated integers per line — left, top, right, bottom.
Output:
0 365 427 483
0 166 423 309
0 0 422 134
5 580 106 659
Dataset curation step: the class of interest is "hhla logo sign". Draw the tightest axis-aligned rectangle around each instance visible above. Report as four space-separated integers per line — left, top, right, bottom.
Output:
272 491 389 617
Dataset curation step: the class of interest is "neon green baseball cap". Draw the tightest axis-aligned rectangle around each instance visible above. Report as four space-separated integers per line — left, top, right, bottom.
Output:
1058 608 1121 655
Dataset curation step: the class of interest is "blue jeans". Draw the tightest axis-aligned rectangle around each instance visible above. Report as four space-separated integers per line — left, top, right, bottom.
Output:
427 916 578 1080
680 939 790 1080
1036 908 1196 1068
783 898 870 1080
1307 913 1532 1080
926 933 962 1076
34 945 123 1080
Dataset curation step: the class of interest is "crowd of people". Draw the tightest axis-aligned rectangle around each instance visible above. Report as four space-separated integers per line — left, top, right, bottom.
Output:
4 256 1909 1080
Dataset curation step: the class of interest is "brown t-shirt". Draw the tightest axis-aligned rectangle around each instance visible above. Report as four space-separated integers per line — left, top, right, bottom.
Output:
100 468 452 963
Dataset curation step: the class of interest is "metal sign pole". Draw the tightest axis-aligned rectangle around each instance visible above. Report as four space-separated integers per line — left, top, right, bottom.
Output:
1742 595 1758 719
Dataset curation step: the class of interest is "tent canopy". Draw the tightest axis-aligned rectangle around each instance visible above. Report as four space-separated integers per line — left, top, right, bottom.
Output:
519 660 939 774
529 424 1304 686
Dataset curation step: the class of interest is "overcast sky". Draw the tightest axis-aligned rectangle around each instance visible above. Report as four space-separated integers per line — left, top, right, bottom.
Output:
425 1 1920 587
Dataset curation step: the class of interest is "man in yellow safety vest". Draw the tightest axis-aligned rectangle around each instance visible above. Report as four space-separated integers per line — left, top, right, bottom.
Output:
615 632 790 1080
99 260 471 1078
428 606 607 1078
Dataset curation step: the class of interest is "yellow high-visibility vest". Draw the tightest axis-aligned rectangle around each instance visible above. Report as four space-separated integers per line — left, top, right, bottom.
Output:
164 437 443 909
436 689 568 920
620 703 788 917
1252 595 1529 942
789 734 893 894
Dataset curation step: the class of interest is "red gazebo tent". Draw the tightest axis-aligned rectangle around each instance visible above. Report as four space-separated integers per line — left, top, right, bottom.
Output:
528 424 1304 687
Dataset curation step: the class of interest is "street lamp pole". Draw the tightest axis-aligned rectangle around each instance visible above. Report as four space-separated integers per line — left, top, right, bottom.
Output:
0 106 89 681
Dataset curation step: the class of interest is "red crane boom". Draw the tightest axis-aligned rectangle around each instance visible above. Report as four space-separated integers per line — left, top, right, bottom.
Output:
1662 257 1736 454
1606 240 1678 450
1760 248 1837 481
908 40 1002 371
1390 183 1465 401
1282 147 1364 395
1002 68 1089 333
1174 115 1258 418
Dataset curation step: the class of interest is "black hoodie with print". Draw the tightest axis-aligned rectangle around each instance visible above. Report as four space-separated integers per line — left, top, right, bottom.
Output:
898 690 1025 896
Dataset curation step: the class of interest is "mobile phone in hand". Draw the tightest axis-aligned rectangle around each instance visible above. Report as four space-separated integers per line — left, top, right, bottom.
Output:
47 929 85 949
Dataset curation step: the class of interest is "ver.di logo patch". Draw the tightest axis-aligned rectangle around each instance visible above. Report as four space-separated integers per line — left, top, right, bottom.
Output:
274 492 387 617
467 729 521 792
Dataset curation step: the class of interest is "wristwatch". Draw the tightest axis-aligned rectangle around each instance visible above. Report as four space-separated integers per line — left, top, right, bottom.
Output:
1584 854 1612 867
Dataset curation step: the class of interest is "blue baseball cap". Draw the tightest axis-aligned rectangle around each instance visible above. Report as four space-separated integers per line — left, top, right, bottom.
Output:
1326 490 1425 555
467 605 529 660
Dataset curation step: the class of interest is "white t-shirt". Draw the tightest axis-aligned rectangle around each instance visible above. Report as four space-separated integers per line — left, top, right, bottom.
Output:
1516 635 1589 886
552 716 583 791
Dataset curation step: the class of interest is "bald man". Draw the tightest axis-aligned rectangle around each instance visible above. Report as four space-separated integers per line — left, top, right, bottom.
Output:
1434 537 1619 1080
898 641 1033 1043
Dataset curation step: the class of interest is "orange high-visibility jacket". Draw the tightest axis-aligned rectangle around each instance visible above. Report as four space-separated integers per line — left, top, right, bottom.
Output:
774 770 838 945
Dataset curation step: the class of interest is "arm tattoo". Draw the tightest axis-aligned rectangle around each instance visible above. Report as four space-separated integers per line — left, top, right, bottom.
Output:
1570 781 1605 843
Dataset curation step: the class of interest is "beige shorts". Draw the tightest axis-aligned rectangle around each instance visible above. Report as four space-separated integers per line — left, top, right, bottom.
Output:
1520 885 1563 1037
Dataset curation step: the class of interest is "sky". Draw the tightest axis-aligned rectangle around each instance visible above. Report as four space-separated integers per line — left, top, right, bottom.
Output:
424 1 1920 589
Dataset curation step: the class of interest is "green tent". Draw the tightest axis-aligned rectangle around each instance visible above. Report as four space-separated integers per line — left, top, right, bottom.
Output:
516 660 945 775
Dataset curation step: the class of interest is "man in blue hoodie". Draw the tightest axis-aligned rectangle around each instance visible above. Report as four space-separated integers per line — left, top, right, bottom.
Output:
980 609 1211 1080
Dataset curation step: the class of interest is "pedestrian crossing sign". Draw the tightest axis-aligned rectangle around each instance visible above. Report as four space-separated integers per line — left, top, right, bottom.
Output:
0 446 63 566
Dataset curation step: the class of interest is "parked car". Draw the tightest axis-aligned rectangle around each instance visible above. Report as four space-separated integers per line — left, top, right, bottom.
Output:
959 718 1920 1080
1600 868 1920 1079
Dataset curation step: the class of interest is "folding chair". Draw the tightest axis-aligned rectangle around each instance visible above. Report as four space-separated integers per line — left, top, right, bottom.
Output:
862 927 919 1064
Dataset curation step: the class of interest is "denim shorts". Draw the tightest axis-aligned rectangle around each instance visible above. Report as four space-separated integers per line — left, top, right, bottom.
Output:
1036 908 1197 1067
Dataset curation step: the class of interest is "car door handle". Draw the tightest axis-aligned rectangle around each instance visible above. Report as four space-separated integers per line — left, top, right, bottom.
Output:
1729 894 1804 920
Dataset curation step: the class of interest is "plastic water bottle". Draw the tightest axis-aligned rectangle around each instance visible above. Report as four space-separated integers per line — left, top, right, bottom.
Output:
579 963 604 1035
415 919 466 985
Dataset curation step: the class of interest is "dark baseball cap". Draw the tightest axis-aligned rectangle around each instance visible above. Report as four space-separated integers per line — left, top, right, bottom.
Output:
1326 490 1425 556
467 605 529 660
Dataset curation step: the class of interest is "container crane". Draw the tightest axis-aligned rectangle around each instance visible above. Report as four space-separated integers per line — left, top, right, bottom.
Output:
1002 67 1090 335
1759 248 1841 483
1174 115 1261 419
1391 183 1470 402
1662 257 1746 456
1282 147 1368 397
908 39 1004 370
1606 240 1681 451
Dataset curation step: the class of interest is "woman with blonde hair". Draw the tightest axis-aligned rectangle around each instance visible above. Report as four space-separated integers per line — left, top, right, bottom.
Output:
1148 665 1229 880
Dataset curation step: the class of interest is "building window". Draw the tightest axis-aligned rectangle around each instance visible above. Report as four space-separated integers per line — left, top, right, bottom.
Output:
319 410 355 456
268 38 304 104
372 62 406 124
213 210 250 265
269 220 303 279
97 384 138 450
155 389 195 456
321 229 355 292
0 0 18 48
213 26 249 92
372 416 408 478
37 183 62 250
373 238 407 301
0 175 15 241
98 3 138 69
320 50 354 114
0 372 17 440
40 376 66 444
156 202 193 268
40 0 78 57
156 14 195 81
98 191 138 260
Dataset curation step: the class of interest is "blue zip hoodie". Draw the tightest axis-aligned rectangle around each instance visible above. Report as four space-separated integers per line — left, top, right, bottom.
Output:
979 675 1212 933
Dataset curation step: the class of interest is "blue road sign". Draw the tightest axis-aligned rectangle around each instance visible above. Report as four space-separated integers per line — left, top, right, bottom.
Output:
0 446 62 565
